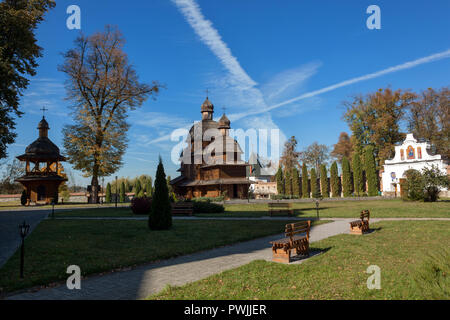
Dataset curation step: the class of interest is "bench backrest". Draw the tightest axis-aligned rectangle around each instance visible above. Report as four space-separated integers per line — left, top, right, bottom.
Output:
285 221 311 241
268 202 292 208
360 210 370 221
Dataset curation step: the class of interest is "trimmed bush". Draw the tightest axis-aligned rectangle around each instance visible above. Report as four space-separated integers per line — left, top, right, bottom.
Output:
120 181 126 203
20 190 27 206
192 199 224 214
320 164 329 198
105 183 112 203
148 157 172 230
131 197 152 215
301 163 309 198
330 161 340 197
342 156 352 197
364 146 379 196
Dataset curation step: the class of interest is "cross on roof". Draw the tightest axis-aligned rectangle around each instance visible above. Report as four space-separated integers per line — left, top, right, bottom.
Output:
40 106 48 117
205 88 210 98
222 106 227 114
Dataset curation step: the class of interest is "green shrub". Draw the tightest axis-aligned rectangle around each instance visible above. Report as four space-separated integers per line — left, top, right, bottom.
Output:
105 183 112 203
20 190 27 206
148 157 172 230
191 199 224 214
131 197 152 215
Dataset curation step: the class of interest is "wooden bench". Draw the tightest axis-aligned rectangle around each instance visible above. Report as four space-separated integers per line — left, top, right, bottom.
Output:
171 202 193 216
270 221 311 263
349 210 370 235
268 202 293 216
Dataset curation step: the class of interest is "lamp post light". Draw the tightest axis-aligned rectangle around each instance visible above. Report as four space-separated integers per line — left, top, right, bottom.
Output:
18 221 30 279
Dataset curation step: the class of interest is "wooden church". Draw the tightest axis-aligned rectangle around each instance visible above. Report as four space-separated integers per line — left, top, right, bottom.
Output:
15 116 67 205
170 97 250 199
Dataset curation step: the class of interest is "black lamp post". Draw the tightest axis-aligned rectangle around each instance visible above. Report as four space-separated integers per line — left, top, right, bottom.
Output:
18 221 30 278
315 199 320 220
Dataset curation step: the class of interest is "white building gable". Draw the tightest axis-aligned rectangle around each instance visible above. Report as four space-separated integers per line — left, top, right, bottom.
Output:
381 133 448 195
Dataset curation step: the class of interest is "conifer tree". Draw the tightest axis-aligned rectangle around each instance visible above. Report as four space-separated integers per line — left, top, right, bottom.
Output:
275 166 285 195
146 179 153 197
284 169 292 196
352 152 363 196
301 163 309 198
134 179 142 197
149 157 172 230
320 164 329 198
292 167 301 198
364 146 379 196
105 183 111 203
310 168 321 198
120 181 126 203
330 161 340 197
342 156 352 197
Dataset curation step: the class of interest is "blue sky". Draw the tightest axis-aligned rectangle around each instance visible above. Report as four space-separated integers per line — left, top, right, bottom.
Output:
5 0 450 186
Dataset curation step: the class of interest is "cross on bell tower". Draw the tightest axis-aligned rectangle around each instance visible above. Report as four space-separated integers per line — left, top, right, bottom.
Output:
40 106 48 118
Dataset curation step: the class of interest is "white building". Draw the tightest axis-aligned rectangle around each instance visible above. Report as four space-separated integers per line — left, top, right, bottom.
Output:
381 133 449 196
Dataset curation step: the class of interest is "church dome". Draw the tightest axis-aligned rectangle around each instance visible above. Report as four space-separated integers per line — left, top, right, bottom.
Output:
218 113 230 129
38 117 49 129
201 97 214 113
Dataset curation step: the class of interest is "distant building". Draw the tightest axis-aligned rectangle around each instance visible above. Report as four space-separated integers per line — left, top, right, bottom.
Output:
170 97 250 199
247 152 277 198
15 117 67 205
381 133 449 197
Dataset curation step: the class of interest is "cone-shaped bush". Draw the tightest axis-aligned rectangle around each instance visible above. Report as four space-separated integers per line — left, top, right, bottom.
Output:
302 163 309 198
146 179 153 197
330 161 340 197
275 166 284 195
120 181 126 203
364 146 379 196
311 168 321 198
105 183 112 203
342 157 352 197
292 167 301 197
284 169 292 196
149 157 172 230
352 152 363 196
320 164 329 198
134 179 142 196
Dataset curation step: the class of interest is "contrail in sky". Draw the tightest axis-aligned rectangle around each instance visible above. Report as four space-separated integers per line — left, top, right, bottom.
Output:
230 48 450 121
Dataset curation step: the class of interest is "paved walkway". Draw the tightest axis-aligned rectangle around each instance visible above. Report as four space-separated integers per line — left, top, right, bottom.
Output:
6 219 353 300
0 210 50 268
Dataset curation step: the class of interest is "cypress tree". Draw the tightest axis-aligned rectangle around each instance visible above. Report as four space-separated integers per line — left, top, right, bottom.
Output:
284 169 292 196
310 168 321 198
320 164 329 198
275 166 284 195
292 167 301 198
342 156 352 197
134 179 142 196
146 179 153 197
352 152 363 196
120 181 126 203
149 157 172 230
105 183 112 203
364 146 379 196
330 161 340 197
301 163 309 198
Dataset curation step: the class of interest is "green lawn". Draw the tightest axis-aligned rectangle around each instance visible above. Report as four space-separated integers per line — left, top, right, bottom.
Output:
43 199 450 218
201 199 450 218
150 220 450 300
0 219 327 295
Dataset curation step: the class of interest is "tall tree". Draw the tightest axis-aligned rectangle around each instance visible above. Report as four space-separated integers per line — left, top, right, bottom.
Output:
280 136 300 171
275 165 284 195
342 156 352 197
149 157 172 230
330 161 340 197
301 163 310 198
119 181 126 203
343 88 416 166
284 169 292 196
352 152 363 196
60 26 161 203
331 132 353 163
0 0 55 159
300 142 330 173
364 145 378 196
292 167 301 198
407 87 449 159
320 164 329 198
310 168 321 198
